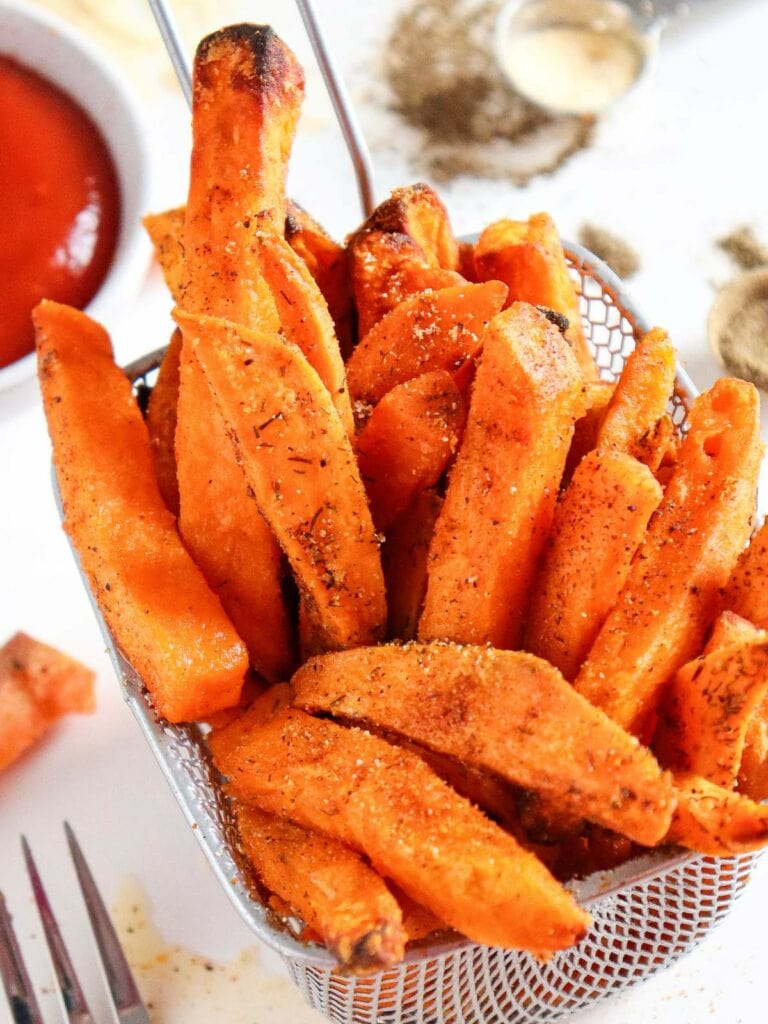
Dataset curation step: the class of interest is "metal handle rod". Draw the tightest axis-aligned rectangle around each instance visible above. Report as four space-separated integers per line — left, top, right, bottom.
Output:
146 0 192 106
294 0 376 217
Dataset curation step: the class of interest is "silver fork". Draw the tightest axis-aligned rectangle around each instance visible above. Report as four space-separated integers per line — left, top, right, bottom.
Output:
0 824 150 1024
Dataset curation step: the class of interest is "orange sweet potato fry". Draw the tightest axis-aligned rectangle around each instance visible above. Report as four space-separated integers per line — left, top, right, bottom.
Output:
142 206 186 302
146 329 182 516
284 200 353 355
252 228 353 435
182 25 302 327
347 281 506 405
474 214 596 380
654 641 768 788
525 450 663 681
419 303 586 649
35 301 247 722
575 378 762 735
563 379 614 482
705 610 765 654
292 643 676 846
234 804 406 971
595 328 676 462
176 342 294 682
176 309 386 652
667 773 768 855
723 518 768 630
356 371 465 530
357 183 460 270
0 633 94 772
383 490 443 640
212 703 590 953
350 230 464 339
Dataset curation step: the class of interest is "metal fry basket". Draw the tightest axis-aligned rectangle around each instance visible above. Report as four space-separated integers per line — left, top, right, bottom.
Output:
69 243 759 1024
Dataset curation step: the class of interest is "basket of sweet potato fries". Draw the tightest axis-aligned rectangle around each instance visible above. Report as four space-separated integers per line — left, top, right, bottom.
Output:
36 22 768 1024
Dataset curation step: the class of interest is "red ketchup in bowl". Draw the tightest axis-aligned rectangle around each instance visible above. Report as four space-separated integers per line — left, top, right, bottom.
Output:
0 55 120 368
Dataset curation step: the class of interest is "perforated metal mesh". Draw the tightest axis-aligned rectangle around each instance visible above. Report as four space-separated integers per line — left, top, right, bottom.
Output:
96 243 756 1024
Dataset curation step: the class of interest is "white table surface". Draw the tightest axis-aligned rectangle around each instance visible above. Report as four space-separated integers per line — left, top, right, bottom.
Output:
2 1 768 1022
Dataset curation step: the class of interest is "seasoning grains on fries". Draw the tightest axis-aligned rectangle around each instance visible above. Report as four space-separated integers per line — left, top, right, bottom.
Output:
291 643 675 846
211 701 591 953
419 302 586 649
668 773 768 855
575 378 762 736
35 301 248 722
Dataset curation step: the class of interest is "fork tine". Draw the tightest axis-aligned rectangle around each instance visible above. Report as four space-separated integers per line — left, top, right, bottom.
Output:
63 824 150 1024
0 890 45 1024
21 837 93 1024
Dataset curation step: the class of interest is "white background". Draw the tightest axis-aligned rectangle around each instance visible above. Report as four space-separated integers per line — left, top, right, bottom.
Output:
2 1 768 1022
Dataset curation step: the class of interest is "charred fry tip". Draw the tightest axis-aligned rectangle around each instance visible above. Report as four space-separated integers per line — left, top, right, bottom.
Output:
195 24 305 97
333 920 407 973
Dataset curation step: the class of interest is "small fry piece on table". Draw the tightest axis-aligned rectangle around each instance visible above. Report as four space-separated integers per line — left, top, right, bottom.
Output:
176 310 387 651
667 773 768 855
284 200 353 354
349 230 462 338
35 301 247 722
723 518 768 630
0 632 95 772
356 371 465 531
146 329 182 516
346 281 507 405
575 378 762 735
383 490 443 640
212 704 590 953
563 379 615 482
474 214 596 380
176 342 294 682
525 450 663 681
142 206 186 301
234 804 407 971
419 302 586 649
595 328 676 462
357 183 460 270
654 641 768 787
252 228 353 435
292 643 676 846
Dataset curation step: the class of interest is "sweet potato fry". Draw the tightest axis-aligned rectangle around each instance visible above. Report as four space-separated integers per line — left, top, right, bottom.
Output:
575 378 762 735
474 214 596 380
563 379 614 482
212 703 590 953
358 183 460 270
176 310 386 651
706 610 766 654
252 228 353 435
291 643 676 846
595 328 676 462
0 632 94 771
182 25 302 327
349 230 462 338
234 804 406 971
419 302 586 649
525 451 663 681
356 371 465 530
146 329 181 516
285 200 353 354
176 342 294 682
383 490 443 640
347 281 506 406
654 641 768 787
636 414 678 476
723 518 768 630
142 207 186 301
389 886 445 943
35 301 247 722
667 773 768 855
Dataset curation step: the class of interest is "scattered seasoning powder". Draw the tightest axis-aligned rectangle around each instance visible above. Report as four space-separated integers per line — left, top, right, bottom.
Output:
717 295 768 392
578 223 640 279
384 0 595 184
717 225 768 272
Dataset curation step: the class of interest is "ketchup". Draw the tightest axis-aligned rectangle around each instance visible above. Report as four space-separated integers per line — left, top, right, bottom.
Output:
0 56 120 368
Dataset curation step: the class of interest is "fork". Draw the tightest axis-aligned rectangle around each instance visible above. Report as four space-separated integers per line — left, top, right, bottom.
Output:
0 824 150 1024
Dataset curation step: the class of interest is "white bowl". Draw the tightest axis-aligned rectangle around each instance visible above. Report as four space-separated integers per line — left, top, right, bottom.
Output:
0 0 150 394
